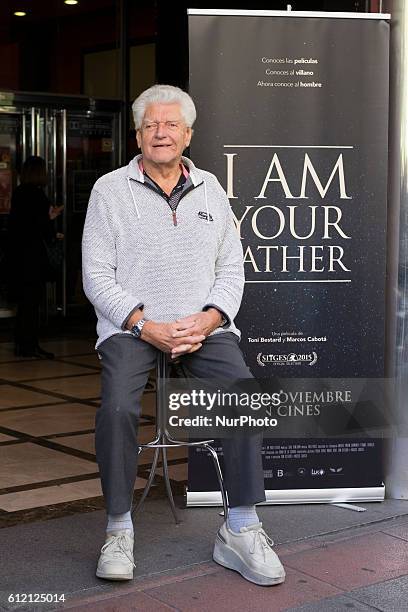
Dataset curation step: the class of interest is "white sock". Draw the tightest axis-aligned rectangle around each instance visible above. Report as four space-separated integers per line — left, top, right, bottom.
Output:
227 505 259 533
106 510 133 534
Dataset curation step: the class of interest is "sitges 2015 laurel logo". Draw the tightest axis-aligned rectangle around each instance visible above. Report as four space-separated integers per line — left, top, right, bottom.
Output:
257 352 318 367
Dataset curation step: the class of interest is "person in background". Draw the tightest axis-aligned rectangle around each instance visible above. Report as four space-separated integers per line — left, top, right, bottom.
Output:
8 156 63 359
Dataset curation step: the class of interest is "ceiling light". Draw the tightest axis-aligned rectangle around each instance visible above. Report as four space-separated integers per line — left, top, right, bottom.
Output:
14 11 27 17
64 0 79 5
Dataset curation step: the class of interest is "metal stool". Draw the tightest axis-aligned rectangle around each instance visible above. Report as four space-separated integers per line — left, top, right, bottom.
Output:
132 351 229 524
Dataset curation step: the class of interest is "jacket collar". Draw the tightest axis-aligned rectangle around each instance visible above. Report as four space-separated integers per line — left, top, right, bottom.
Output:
126 154 203 187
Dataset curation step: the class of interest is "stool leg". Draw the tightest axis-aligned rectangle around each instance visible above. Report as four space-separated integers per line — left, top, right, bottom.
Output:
161 446 180 524
204 444 229 520
132 445 161 519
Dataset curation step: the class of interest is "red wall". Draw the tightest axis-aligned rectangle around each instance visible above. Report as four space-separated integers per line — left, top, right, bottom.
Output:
0 43 19 90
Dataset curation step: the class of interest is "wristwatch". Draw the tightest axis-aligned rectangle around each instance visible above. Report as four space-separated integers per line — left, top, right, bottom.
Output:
204 306 228 327
130 318 148 339
219 313 228 327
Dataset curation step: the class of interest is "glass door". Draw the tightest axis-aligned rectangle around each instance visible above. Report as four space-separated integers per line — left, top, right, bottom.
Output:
0 100 121 320
49 110 120 316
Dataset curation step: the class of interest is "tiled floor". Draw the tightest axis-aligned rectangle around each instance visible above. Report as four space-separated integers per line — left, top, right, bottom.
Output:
0 339 188 522
0 384 67 409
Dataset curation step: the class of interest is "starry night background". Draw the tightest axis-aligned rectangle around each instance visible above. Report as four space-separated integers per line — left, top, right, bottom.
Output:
188 13 389 493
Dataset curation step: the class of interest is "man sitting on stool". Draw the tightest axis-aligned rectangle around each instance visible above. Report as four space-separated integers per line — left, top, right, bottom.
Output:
82 84 285 587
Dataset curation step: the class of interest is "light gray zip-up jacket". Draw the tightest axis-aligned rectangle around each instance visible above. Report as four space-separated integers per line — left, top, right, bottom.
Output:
82 154 244 348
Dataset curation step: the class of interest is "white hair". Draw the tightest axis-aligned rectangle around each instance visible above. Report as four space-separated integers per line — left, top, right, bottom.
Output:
131 84 197 130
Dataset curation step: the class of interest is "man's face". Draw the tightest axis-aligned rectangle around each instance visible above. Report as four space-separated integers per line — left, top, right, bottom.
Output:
136 103 192 167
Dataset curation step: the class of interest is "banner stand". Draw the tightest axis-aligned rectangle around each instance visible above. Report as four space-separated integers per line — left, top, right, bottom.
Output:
188 9 390 505
186 486 385 507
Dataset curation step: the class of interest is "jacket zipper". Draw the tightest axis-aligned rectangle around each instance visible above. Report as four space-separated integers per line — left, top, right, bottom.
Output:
135 179 204 227
168 182 202 227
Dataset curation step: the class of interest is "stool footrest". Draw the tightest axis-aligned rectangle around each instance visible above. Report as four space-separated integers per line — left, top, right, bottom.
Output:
139 439 214 449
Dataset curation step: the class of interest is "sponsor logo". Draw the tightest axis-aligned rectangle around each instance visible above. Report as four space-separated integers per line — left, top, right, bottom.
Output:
198 211 214 222
267 468 295 478
256 352 317 367
311 468 325 476
297 467 307 476
329 467 343 474
270 469 286 478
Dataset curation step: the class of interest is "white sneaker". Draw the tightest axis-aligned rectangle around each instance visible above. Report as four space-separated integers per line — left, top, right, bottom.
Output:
213 522 286 586
96 529 135 581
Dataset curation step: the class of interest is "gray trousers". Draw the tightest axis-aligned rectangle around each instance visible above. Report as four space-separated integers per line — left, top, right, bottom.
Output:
96 332 266 514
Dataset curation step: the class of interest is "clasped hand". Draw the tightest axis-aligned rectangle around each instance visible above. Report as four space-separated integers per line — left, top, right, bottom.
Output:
141 310 222 358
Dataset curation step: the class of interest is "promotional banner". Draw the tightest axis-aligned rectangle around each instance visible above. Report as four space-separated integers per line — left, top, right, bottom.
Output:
186 9 390 504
